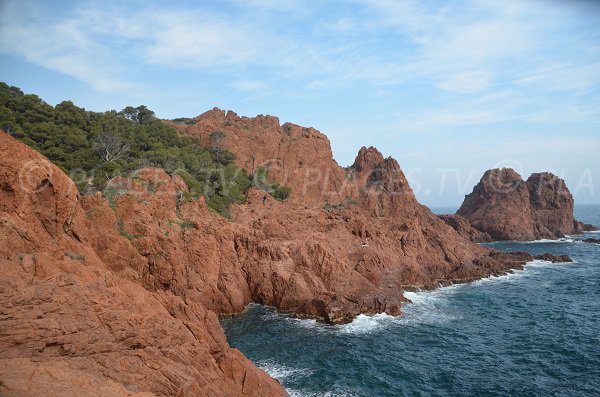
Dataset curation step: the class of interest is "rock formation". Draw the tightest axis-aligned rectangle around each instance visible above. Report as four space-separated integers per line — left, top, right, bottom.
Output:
455 168 587 241
1 114 574 395
0 132 286 397
438 214 492 242
172 108 349 205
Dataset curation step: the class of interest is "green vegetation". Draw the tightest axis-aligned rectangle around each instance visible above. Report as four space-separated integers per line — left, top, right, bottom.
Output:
116 219 142 240
323 198 357 212
171 117 198 125
64 251 85 262
178 219 198 229
250 167 291 201
0 82 257 216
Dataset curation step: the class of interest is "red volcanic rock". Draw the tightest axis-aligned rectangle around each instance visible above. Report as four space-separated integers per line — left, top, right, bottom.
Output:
438 214 492 242
171 108 349 205
0 132 286 397
456 168 584 241
2 113 576 395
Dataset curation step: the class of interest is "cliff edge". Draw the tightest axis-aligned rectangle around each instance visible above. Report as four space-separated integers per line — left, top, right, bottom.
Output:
0 132 286 397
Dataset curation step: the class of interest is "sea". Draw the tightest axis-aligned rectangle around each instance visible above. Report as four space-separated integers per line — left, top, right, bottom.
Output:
221 204 600 396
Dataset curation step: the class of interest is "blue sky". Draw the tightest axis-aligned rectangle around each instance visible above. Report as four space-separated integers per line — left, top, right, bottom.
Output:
1 0 599 207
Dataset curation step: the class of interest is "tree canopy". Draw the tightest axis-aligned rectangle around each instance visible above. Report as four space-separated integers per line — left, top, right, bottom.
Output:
0 82 253 216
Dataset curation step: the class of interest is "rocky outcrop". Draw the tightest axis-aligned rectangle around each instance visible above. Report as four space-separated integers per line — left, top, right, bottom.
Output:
0 132 286 397
579 222 599 232
583 238 600 244
438 214 492 242
455 168 586 241
172 108 349 205
1 114 575 395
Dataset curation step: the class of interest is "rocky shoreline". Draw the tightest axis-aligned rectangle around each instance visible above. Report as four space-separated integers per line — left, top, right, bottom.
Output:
0 113 579 396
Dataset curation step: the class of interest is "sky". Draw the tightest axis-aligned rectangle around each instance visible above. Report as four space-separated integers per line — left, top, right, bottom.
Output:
1 0 599 207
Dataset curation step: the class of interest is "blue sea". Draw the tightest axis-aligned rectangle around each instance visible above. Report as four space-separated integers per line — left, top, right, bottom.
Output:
221 205 600 396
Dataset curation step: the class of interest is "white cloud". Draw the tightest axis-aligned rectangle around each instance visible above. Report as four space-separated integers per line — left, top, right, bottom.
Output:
516 62 600 95
230 79 270 92
435 71 492 93
142 14 257 68
0 1 135 92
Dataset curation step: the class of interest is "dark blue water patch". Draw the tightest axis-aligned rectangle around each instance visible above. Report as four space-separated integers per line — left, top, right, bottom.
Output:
221 207 600 397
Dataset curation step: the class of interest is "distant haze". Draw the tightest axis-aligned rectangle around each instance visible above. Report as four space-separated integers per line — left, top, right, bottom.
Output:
1 0 598 206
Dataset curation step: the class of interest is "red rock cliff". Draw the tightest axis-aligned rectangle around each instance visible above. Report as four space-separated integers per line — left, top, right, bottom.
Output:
0 132 286 397
172 108 349 205
456 168 584 240
1 115 571 395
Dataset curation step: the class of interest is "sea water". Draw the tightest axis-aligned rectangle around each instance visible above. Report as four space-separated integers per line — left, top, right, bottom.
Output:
221 205 600 396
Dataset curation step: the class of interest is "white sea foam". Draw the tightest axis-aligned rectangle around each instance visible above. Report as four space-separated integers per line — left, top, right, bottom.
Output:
472 269 526 285
258 359 313 382
399 285 463 325
287 389 358 397
337 313 394 334
285 317 320 329
524 237 575 243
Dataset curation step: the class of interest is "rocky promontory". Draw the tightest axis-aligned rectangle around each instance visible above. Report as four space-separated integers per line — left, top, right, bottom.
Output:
0 111 574 396
453 168 593 241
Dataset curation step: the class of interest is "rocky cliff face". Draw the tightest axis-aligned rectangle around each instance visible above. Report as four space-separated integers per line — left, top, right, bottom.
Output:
455 168 584 241
1 115 572 396
173 108 348 205
0 132 286 397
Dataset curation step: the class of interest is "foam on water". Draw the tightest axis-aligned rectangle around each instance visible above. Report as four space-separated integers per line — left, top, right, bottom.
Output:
525 237 575 243
337 313 394 334
288 389 358 397
472 269 526 285
258 359 313 382
399 285 463 325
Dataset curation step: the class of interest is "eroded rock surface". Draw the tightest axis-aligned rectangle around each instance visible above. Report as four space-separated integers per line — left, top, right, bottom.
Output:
455 168 587 241
1 115 575 396
0 132 286 397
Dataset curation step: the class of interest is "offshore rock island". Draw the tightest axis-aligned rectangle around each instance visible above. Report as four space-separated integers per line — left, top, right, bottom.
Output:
442 168 597 242
0 86 579 396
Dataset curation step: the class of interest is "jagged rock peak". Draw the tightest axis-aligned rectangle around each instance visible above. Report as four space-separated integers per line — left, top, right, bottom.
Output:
476 168 524 194
195 107 280 128
352 146 401 174
456 167 583 241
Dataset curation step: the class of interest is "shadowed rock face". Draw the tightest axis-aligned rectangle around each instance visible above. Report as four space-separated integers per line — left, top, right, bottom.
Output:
438 214 492 243
1 115 573 395
456 168 584 241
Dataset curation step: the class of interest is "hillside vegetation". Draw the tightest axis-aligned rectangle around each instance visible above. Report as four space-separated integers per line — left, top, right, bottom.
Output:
0 82 288 215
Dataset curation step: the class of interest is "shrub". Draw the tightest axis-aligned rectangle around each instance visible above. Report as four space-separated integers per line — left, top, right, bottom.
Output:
179 219 197 229
64 251 85 262
0 82 255 217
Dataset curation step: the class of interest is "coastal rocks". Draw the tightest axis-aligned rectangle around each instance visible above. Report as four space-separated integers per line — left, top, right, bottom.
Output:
1 114 578 395
0 132 286 397
455 168 585 241
438 214 492 243
583 238 600 244
579 222 599 232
